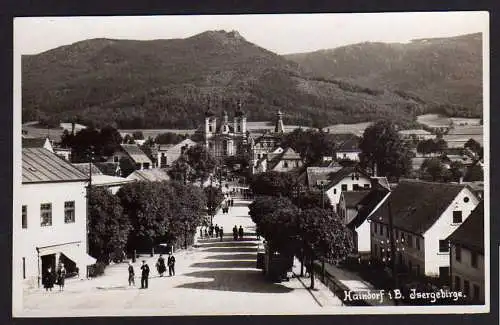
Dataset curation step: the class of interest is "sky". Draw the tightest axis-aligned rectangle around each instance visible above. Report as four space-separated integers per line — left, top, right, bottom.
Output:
14 11 488 55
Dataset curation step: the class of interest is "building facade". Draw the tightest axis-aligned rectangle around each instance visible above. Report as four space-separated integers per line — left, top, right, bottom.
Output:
324 167 372 212
17 148 96 289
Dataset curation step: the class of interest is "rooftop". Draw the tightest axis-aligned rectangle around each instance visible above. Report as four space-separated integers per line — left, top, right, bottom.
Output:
126 169 171 182
121 144 152 164
368 179 469 234
342 190 371 209
22 137 49 148
23 148 88 183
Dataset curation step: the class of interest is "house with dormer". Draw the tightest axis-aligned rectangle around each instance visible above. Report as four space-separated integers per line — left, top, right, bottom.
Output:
324 167 372 212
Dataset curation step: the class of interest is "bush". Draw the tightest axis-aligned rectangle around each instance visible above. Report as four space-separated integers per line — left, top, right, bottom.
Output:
88 262 106 278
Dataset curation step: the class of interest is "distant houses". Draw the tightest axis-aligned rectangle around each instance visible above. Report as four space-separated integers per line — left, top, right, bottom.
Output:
156 139 197 169
108 144 153 176
253 147 303 174
335 135 362 162
324 167 372 212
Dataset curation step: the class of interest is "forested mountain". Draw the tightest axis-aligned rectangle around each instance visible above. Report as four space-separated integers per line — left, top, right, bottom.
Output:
22 30 482 129
285 33 482 118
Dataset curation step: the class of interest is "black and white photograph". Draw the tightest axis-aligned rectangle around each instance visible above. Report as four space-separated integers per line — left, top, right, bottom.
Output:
12 11 489 317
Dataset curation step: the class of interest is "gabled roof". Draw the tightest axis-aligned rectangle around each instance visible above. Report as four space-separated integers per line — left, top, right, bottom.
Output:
342 191 371 209
94 162 121 176
22 137 49 148
92 174 134 187
126 169 171 182
447 202 484 254
120 144 152 164
326 167 370 189
268 147 302 170
165 139 197 164
72 163 104 176
157 144 175 152
337 136 361 152
306 166 343 188
368 179 469 234
348 188 390 229
23 148 88 183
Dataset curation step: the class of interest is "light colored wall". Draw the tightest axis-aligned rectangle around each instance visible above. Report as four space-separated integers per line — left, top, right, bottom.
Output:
16 181 88 286
325 175 371 211
450 244 484 302
357 220 371 253
272 159 303 172
424 187 479 276
336 151 360 161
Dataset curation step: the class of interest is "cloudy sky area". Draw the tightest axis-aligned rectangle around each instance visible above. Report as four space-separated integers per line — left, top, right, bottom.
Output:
15 11 488 55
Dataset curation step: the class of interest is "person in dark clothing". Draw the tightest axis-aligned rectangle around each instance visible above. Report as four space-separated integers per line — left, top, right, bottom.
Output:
200 228 203 238
43 266 55 291
140 260 150 289
238 226 244 240
219 226 224 241
168 253 176 276
156 255 166 277
57 264 66 291
204 228 208 237
214 224 220 238
233 225 238 240
128 261 135 286
209 225 214 237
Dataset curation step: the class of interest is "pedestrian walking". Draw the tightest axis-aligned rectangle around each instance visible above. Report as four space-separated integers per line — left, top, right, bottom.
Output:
214 224 220 238
219 226 224 241
209 225 214 237
200 228 203 238
238 225 244 240
231 199 234 207
204 228 208 237
140 260 150 289
233 225 238 240
128 261 135 286
43 266 55 292
56 264 66 291
168 252 176 276
156 254 166 277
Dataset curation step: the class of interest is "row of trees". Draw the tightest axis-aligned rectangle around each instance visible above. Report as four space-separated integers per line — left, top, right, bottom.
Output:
248 171 351 289
88 181 208 264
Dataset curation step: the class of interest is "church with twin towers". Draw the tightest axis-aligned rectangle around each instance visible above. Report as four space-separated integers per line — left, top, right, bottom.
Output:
202 100 285 162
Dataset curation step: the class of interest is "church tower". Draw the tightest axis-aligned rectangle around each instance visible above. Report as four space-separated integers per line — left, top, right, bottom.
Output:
233 100 247 136
204 100 216 141
274 109 285 133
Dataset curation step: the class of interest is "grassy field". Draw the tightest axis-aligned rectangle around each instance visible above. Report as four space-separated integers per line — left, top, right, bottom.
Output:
324 122 372 136
417 114 481 128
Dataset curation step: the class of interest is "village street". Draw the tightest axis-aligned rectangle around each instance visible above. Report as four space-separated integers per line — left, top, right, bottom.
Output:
22 199 343 317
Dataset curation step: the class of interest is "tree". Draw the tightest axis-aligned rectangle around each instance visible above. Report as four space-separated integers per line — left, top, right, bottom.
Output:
69 127 101 163
296 208 353 289
359 120 412 179
464 164 483 182
420 158 448 182
168 155 192 184
189 145 217 184
248 196 295 232
434 138 448 154
464 139 483 159
123 134 135 144
119 157 136 177
204 186 224 225
88 187 131 264
259 206 301 255
292 190 324 210
449 161 465 182
99 125 123 157
132 131 144 140
155 132 186 145
249 171 295 197
281 128 337 164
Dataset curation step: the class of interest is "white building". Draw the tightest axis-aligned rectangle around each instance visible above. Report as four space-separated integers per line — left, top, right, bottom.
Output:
157 139 197 168
324 167 372 212
108 144 152 172
447 202 484 303
369 179 480 282
16 148 96 289
335 136 361 162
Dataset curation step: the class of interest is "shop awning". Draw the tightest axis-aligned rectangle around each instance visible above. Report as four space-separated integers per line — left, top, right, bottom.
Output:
58 245 96 266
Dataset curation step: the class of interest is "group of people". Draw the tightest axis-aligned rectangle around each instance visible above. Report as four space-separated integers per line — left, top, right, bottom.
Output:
42 263 67 292
221 198 234 214
233 225 244 240
200 224 224 241
127 252 176 289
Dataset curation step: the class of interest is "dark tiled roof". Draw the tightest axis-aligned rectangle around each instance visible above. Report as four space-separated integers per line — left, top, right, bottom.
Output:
72 163 104 176
368 180 467 234
337 136 361 152
23 148 88 183
121 144 152 164
94 162 121 176
348 188 390 228
306 167 343 188
342 191 371 209
22 137 48 148
447 202 484 254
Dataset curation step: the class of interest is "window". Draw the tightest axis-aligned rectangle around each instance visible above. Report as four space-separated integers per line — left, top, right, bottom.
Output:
283 161 289 168
22 257 26 279
40 203 52 226
351 174 355 180
237 125 241 132
143 163 150 169
364 184 370 189
22 205 27 229
416 237 420 250
209 125 213 132
453 211 463 223
343 153 347 158
333 188 337 194
341 184 347 191
473 284 480 301
455 276 461 291
353 184 359 191
464 280 470 297
113 156 119 163
463 197 470 203
64 201 75 223
471 252 478 268
455 245 462 262
439 240 449 253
